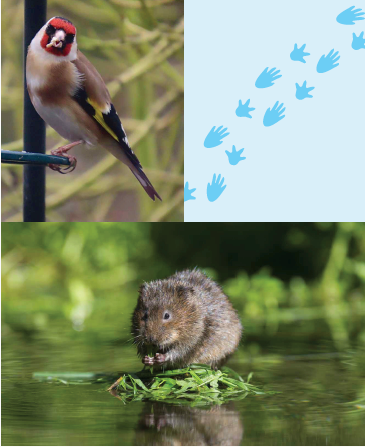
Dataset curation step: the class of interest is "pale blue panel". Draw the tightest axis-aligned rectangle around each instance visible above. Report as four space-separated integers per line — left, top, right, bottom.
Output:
185 0 365 222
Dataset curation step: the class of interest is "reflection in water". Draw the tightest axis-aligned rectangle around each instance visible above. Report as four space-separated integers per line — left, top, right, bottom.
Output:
134 402 243 446
2 330 365 446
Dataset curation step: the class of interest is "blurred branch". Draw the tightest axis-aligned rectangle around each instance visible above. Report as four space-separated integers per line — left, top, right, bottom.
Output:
156 101 183 130
2 128 57 152
123 16 184 39
108 34 183 96
91 193 116 222
111 0 178 8
52 0 121 24
159 61 184 91
149 188 184 222
77 38 124 50
78 169 183 198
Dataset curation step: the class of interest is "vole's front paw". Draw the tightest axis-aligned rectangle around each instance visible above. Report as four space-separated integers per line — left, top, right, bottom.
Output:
154 353 166 364
142 355 155 366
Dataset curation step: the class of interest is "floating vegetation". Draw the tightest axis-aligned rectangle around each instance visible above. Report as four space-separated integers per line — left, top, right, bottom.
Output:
32 372 119 385
108 364 274 405
32 365 276 406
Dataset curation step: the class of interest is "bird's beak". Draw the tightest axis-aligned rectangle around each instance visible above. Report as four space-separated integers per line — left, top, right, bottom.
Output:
46 29 66 48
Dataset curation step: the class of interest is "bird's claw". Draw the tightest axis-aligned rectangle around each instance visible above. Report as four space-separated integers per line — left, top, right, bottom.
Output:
49 150 77 174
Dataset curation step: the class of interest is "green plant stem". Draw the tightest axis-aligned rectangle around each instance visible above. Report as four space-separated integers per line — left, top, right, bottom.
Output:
320 223 355 350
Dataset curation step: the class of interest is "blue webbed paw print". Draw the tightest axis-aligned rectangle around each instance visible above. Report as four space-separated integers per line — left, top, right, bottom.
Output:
255 67 282 88
336 6 364 25
236 99 255 118
225 145 246 165
290 43 310 63
207 174 226 202
204 126 230 148
295 81 315 100
184 182 196 202
352 31 365 50
263 101 286 127
317 49 340 73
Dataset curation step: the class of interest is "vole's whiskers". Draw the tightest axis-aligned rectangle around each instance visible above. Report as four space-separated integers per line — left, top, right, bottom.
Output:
123 334 143 346
132 334 144 349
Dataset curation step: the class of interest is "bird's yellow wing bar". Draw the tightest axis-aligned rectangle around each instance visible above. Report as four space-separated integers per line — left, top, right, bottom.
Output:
85 97 119 142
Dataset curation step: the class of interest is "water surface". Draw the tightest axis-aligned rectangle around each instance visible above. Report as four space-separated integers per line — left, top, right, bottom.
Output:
2 327 364 446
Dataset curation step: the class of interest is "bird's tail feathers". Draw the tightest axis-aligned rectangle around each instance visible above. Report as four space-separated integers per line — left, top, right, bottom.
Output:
103 140 161 201
129 165 162 202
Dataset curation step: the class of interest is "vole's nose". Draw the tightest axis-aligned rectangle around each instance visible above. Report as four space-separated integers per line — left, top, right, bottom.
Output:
146 335 158 345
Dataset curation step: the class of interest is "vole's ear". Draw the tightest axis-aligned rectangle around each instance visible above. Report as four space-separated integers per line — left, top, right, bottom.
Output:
176 285 194 299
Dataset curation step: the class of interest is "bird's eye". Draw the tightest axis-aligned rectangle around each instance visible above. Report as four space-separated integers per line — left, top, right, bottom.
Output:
65 34 75 44
163 312 170 320
141 311 148 321
46 24 56 36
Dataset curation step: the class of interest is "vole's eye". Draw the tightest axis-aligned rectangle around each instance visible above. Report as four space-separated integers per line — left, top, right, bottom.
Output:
141 311 148 321
163 312 170 320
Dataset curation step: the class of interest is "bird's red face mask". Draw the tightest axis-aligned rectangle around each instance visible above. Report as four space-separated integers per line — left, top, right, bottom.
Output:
40 17 76 57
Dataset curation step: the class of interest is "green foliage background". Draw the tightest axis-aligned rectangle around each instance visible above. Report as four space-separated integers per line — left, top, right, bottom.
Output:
2 0 183 222
2 222 365 356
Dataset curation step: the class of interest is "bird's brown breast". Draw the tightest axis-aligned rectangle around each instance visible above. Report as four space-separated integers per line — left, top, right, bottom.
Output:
26 48 81 107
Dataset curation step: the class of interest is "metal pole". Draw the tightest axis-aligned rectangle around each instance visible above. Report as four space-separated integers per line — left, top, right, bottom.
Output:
23 0 47 222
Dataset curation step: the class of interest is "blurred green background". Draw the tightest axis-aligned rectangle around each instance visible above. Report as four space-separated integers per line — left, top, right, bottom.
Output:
2 222 365 446
1 0 184 222
2 222 365 356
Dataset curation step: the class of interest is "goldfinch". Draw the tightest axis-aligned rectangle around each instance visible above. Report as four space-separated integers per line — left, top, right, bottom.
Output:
26 17 161 201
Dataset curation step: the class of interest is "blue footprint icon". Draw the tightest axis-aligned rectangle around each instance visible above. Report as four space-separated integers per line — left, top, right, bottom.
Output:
225 145 246 165
336 6 364 25
290 44 310 63
263 101 286 127
204 126 230 148
255 67 282 88
295 81 315 100
236 99 255 118
352 31 365 50
207 174 226 202
317 49 340 73
184 182 196 202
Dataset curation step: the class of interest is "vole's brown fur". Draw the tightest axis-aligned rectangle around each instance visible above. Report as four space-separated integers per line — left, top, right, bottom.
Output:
131 269 243 369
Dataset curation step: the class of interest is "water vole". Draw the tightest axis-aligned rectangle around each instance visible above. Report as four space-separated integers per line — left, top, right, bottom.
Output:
131 269 243 369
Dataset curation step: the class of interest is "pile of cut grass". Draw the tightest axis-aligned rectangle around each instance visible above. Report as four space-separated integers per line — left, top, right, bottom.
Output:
108 364 271 405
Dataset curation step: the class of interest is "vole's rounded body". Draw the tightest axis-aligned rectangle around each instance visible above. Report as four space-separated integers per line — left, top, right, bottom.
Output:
131 269 243 369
